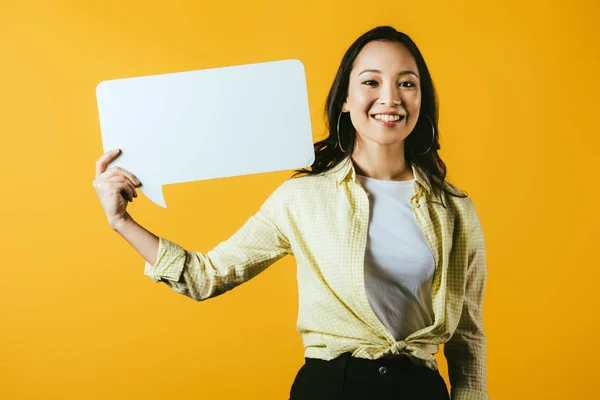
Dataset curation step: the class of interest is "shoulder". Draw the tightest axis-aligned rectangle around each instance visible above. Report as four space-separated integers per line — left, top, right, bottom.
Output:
286 170 338 192
434 182 481 232
264 172 340 214
450 192 483 240
264 172 331 204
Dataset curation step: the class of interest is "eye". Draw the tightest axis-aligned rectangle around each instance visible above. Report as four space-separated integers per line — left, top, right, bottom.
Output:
399 81 416 88
362 80 378 86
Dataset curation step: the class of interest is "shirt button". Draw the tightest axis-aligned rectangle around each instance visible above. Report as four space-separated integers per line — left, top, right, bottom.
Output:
379 366 388 376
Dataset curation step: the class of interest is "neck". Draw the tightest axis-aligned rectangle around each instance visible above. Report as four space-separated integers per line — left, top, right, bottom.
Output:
350 140 413 181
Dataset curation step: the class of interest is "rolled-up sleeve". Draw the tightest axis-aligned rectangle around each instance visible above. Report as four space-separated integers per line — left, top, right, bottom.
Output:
444 200 489 400
143 180 293 301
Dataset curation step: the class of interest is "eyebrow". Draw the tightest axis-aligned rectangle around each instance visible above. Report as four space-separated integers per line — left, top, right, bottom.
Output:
358 69 419 78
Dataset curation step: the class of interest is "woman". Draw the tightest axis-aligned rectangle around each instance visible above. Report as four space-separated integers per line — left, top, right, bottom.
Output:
93 26 488 400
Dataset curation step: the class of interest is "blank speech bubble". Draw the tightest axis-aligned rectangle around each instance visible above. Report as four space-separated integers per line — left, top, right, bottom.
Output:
96 59 315 208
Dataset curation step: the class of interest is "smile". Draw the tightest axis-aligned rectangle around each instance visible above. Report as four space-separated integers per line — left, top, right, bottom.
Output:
371 113 405 125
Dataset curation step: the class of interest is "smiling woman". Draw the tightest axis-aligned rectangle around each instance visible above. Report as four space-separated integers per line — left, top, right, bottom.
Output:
288 26 489 400
344 40 422 179
293 26 466 205
93 24 488 400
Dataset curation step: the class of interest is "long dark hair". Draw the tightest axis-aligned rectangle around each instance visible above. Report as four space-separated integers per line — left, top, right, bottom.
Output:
291 26 467 207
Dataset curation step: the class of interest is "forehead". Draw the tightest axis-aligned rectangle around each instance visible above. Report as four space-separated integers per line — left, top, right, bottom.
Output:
352 40 418 74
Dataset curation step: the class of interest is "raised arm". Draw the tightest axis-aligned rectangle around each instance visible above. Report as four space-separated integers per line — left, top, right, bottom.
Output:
93 148 293 302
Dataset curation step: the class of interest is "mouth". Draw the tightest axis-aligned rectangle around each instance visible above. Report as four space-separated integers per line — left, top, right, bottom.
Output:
370 113 405 126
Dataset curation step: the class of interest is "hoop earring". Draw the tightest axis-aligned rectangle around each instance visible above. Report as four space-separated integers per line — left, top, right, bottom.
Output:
414 114 436 156
337 111 349 153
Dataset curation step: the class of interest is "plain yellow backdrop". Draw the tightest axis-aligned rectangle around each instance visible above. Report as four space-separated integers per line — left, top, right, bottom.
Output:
1 0 599 398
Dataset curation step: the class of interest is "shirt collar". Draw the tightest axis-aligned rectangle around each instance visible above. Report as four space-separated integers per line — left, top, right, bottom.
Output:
330 155 432 196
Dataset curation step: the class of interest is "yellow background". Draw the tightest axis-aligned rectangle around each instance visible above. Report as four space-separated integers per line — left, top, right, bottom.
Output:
1 0 598 398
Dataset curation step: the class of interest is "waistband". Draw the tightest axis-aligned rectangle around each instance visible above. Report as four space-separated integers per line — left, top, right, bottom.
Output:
306 352 416 367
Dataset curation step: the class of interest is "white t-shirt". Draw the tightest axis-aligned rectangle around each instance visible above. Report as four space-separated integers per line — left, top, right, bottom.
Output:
356 173 436 341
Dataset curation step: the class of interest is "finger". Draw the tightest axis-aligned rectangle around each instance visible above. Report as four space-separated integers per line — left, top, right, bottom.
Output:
107 176 137 199
96 176 135 203
95 149 121 177
115 181 135 202
101 166 141 187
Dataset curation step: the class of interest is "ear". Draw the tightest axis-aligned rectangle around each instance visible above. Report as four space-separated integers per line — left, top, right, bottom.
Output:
341 100 349 113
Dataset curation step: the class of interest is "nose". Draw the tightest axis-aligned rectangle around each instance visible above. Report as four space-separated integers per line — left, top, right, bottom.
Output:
379 81 401 106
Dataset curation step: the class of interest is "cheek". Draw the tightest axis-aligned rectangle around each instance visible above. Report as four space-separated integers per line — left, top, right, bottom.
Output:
348 88 375 111
406 90 420 104
405 96 421 116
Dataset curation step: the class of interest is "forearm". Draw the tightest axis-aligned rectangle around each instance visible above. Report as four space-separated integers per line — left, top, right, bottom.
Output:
141 207 291 301
112 214 160 266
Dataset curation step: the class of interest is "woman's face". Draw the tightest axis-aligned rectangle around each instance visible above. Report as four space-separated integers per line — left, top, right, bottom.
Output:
342 40 421 151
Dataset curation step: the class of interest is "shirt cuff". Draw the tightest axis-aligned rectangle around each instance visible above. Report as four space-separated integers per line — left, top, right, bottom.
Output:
143 237 187 283
451 387 490 400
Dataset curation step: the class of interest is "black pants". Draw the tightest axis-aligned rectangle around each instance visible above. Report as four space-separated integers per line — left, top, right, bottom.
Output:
289 353 450 400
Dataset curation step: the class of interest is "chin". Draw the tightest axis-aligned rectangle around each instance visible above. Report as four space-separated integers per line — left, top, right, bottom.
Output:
359 134 407 147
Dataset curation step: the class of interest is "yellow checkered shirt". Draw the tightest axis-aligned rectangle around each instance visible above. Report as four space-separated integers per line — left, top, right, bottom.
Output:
144 156 489 400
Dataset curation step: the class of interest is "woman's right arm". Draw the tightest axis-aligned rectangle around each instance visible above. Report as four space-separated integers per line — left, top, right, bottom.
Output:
93 148 293 301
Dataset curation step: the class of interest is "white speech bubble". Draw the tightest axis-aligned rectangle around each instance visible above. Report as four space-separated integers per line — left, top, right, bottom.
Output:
96 59 315 208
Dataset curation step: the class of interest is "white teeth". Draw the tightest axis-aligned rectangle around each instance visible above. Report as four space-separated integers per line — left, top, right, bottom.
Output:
373 114 401 122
